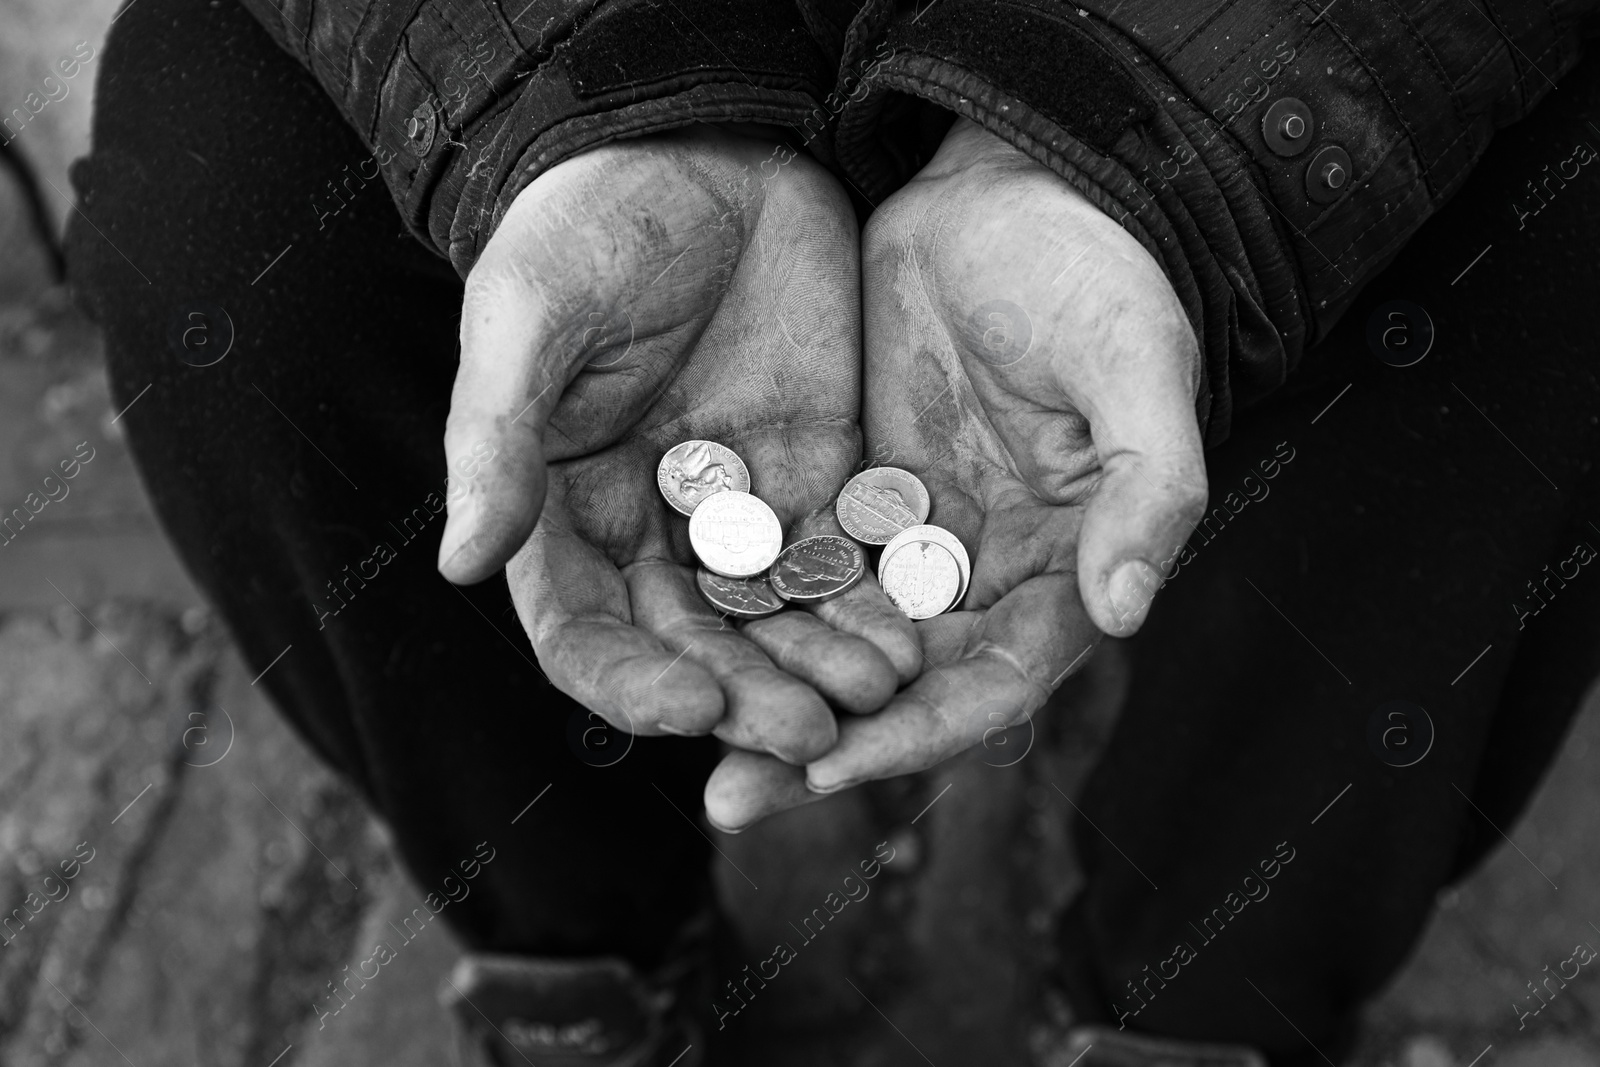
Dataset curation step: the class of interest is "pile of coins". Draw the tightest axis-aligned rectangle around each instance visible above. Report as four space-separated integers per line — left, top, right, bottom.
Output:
657 439 970 621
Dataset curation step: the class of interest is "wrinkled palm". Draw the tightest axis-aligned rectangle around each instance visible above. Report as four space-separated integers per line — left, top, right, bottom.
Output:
440 128 919 766
708 120 1209 829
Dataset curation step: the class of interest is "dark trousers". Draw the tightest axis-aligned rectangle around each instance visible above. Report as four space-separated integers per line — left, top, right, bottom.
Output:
67 0 1600 1061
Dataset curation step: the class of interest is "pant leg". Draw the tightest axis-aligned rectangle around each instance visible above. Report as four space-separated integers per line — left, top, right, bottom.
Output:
1061 51 1600 1064
67 0 718 967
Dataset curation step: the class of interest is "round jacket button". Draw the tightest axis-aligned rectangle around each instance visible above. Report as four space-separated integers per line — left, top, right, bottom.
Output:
406 102 436 157
1305 145 1353 204
1262 98 1313 157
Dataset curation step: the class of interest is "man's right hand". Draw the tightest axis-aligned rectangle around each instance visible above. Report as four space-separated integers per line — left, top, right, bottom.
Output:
438 126 920 766
809 117 1211 790
704 118 1210 831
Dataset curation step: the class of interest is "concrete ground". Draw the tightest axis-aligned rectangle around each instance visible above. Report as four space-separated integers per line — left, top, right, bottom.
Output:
2 4 1600 1062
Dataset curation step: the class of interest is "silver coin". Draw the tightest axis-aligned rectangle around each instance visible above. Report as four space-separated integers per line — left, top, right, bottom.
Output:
879 540 963 619
835 467 931 545
688 491 783 578
657 440 750 517
768 535 865 604
879 524 970 607
696 569 786 619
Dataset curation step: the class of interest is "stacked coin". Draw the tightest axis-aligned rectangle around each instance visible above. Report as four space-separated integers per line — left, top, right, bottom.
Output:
877 524 969 619
660 440 790 619
658 440 968 621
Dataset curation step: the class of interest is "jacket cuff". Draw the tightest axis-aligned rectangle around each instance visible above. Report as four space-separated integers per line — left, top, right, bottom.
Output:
835 0 1584 443
247 0 835 277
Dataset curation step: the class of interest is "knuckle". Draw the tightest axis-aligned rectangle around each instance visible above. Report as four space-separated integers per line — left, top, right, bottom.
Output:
971 643 1052 709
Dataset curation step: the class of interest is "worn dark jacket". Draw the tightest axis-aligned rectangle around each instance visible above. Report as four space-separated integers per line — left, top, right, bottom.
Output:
235 0 837 269
238 0 1595 441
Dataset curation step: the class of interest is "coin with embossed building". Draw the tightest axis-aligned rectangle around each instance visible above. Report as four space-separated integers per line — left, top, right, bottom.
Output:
768 535 865 604
688 490 783 578
835 467 929 544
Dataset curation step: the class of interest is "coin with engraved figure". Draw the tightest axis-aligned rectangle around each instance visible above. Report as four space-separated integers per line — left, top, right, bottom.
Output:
879 540 962 619
696 569 786 619
836 468 930 544
768 535 865 604
688 491 783 578
880 524 970 606
657 440 750 517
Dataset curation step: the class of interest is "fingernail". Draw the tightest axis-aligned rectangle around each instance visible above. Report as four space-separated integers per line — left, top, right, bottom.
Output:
437 497 478 571
706 815 745 835
806 777 855 795
1107 559 1161 631
657 723 704 737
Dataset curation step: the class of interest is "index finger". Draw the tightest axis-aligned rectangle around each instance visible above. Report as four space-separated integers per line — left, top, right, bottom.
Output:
803 573 1100 793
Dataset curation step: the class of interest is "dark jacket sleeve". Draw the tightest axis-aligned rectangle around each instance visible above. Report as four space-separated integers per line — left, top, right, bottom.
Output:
831 0 1596 441
236 0 836 276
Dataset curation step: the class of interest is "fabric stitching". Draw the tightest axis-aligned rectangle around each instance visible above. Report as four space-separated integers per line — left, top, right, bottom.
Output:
1043 3 1191 115
1453 37 1517 91
1162 0 1248 66
429 7 477 128
1319 152 1425 266
1522 32 1570 98
1315 116 1486 265
480 0 523 55
1318 171 1440 285
1374 0 1470 135
1307 16 1440 201
362 0 436 143
1192 10 1295 93
1477 0 1528 111
347 0 385 114
1529 0 1561 69
988 0 1162 92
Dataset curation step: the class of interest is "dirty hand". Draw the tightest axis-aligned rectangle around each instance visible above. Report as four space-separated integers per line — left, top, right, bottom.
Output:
706 118 1207 828
438 126 919 766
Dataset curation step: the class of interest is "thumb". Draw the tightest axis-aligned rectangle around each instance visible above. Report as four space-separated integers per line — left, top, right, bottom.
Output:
1071 318 1208 637
437 228 584 585
436 132 771 585
436 140 722 585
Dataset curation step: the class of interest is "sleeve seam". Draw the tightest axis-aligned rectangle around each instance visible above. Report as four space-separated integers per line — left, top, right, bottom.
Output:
1191 10 1298 94
1372 0 1472 137
1306 15 1440 201
1478 0 1529 110
1160 0 1251 66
